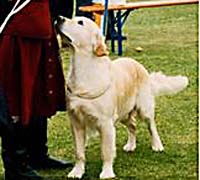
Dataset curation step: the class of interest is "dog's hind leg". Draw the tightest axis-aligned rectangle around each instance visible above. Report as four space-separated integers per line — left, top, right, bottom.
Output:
68 117 86 179
99 121 116 179
121 111 137 152
147 114 164 152
137 86 164 152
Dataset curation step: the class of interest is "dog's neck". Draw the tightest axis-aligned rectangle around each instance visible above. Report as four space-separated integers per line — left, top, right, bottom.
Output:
67 50 112 98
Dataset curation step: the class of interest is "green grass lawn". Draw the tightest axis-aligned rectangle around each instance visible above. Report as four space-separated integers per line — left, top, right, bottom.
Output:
0 3 198 180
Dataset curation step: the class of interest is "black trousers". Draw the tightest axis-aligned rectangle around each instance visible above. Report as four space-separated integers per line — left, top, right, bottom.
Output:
25 116 48 160
0 86 25 171
0 86 11 133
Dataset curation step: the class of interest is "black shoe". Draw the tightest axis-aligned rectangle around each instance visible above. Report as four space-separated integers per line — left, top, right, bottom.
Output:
29 156 73 170
4 165 43 180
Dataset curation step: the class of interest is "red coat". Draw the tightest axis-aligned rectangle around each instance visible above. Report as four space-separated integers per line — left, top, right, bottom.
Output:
0 0 66 125
2 0 52 38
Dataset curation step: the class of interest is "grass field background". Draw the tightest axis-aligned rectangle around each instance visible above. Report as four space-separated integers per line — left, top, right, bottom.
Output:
0 2 198 180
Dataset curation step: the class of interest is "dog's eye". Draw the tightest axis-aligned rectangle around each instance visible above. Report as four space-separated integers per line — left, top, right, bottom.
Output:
78 20 84 26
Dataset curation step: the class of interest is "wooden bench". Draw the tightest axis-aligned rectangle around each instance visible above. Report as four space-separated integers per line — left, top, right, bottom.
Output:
79 0 198 55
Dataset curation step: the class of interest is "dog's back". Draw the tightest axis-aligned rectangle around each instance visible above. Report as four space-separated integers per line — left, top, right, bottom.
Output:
110 58 149 120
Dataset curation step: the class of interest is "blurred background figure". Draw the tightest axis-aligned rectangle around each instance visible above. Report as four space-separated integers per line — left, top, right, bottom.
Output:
76 0 94 20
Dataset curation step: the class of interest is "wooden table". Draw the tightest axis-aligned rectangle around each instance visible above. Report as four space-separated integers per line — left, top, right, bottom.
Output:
80 0 199 55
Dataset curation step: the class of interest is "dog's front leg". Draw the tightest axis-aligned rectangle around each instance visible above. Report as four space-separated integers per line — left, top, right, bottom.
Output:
99 122 116 179
68 120 86 179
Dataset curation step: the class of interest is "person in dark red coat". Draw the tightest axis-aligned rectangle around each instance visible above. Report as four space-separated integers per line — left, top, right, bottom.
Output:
0 0 73 179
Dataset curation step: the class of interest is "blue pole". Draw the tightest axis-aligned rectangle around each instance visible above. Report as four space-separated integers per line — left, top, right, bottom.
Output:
102 0 108 36
117 10 122 56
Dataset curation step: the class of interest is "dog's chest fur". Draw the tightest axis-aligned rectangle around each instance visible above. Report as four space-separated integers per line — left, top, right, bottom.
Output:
66 61 148 127
66 95 106 126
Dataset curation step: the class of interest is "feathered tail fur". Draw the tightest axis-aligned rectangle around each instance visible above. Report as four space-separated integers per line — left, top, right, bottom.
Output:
150 72 189 96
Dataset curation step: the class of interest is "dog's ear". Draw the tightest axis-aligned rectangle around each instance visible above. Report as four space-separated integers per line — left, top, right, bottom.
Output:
92 31 109 57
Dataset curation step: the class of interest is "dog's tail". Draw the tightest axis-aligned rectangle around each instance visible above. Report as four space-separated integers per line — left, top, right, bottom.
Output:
150 72 188 96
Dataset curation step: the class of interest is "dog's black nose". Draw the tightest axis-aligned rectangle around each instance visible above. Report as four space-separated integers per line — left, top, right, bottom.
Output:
54 16 65 32
56 15 65 25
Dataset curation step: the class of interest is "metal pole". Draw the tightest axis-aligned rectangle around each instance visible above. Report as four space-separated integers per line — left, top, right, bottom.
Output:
102 0 109 36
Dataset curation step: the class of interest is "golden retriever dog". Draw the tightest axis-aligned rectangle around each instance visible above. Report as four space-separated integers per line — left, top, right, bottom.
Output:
56 16 188 179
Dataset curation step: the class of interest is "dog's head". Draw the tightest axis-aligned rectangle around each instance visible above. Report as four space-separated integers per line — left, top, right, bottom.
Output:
56 16 109 57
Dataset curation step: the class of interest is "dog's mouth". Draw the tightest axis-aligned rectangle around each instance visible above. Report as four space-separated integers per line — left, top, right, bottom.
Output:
56 26 73 46
60 31 72 44
64 35 72 43
54 16 73 44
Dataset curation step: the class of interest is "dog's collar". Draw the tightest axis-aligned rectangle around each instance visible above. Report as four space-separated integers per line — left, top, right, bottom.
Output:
66 84 110 99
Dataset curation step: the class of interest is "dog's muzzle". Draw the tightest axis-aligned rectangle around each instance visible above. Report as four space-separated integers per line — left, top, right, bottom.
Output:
54 16 73 43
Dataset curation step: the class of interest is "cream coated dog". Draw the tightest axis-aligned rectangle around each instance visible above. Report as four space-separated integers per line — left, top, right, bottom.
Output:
57 16 188 179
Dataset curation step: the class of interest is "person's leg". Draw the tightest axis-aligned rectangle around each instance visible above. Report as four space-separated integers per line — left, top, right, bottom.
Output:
0 87 42 180
26 116 73 169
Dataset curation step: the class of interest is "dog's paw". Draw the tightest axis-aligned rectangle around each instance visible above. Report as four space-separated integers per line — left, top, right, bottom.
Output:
100 168 115 179
152 144 164 152
152 139 164 152
67 166 85 179
123 143 136 152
